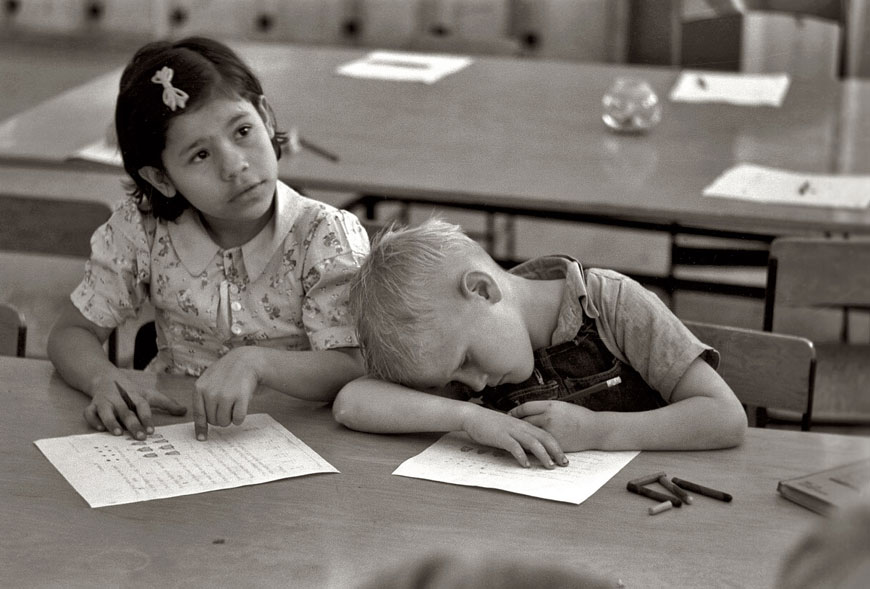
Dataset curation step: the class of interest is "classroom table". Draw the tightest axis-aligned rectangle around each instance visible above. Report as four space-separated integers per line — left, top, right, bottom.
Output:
3 356 869 588
1 42 869 243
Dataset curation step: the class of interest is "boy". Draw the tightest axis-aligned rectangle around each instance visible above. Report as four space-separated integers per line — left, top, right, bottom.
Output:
333 219 746 468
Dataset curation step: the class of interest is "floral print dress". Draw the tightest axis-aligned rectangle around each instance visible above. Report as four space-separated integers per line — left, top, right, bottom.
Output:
72 181 370 376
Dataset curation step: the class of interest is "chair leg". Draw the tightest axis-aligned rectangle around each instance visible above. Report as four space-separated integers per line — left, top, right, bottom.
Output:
108 329 118 366
133 321 158 370
755 406 769 428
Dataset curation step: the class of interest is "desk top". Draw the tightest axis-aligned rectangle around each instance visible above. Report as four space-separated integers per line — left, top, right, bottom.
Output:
3 356 869 588
0 43 869 237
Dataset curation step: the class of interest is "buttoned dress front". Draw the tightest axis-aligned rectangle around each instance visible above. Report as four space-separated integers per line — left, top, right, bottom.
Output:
72 181 369 376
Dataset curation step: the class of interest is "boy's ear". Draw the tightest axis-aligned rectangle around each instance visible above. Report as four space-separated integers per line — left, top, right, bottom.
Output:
460 270 502 304
256 95 276 137
138 166 177 198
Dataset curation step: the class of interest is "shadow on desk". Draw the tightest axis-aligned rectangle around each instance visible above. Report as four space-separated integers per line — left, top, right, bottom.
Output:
358 551 616 589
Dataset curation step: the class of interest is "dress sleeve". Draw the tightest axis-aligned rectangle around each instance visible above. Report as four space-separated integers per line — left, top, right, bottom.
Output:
300 208 370 350
587 269 719 401
71 199 152 329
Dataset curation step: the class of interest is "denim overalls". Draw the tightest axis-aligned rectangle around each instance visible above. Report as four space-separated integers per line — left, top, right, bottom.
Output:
475 313 667 413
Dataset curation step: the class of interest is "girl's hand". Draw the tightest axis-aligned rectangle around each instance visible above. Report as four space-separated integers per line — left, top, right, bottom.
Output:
192 347 261 441
509 401 594 450
84 375 187 440
461 407 568 469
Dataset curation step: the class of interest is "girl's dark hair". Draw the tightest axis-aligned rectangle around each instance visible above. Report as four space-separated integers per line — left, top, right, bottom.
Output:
115 36 287 221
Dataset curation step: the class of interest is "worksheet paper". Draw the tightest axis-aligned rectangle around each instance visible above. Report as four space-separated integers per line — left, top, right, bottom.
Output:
703 163 870 209
336 51 472 84
669 70 790 107
393 432 639 504
34 414 337 508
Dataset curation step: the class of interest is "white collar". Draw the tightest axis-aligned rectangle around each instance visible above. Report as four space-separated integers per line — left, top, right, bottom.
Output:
509 255 600 345
167 180 299 280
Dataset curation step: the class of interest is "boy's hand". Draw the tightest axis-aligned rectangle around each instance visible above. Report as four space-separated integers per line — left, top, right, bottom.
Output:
461 407 568 469
192 347 261 441
509 401 594 450
84 376 186 440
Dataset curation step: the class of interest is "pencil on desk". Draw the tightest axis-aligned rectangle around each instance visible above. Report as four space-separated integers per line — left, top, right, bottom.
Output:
560 376 621 403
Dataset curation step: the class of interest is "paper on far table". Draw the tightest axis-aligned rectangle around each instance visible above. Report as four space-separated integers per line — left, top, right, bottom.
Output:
393 432 638 504
669 70 790 107
336 51 472 84
703 164 870 209
34 414 337 508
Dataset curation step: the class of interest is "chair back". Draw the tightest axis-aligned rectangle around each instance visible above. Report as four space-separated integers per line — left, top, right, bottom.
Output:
0 302 27 358
684 320 816 429
0 194 111 257
680 2 843 79
0 193 113 360
765 237 870 319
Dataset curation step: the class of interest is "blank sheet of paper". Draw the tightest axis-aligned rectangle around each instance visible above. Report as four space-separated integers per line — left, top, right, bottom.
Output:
336 51 472 84
393 432 638 504
34 414 337 508
669 70 790 106
703 164 870 209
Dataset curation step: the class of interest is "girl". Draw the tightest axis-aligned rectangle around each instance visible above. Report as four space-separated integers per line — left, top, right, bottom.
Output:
48 37 369 442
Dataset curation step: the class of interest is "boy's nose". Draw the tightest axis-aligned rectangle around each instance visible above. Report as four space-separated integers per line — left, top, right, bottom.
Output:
466 373 489 393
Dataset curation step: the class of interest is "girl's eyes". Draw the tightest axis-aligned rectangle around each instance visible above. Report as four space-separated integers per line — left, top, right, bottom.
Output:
184 123 254 163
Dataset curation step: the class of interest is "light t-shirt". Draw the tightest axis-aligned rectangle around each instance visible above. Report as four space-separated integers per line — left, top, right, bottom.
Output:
511 256 718 401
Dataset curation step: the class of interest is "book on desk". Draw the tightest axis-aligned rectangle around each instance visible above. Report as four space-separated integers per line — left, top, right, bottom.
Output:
777 458 870 515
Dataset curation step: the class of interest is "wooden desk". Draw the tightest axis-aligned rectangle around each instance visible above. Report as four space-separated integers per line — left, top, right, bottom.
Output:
3 357 869 588
0 43 869 240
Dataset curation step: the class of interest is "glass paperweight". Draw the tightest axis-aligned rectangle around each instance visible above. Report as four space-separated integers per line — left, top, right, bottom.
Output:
601 77 662 134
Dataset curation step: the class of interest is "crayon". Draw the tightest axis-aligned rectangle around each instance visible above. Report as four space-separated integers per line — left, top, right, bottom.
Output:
628 471 667 488
627 482 682 507
114 381 148 440
672 477 732 502
115 381 137 414
648 500 673 516
658 475 693 504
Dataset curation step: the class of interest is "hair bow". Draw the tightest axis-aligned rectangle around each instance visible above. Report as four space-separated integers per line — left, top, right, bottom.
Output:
151 66 189 111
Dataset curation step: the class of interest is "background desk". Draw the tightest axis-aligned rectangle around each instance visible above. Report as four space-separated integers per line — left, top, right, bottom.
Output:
3 356 870 588
1 42 869 301
0 42 868 238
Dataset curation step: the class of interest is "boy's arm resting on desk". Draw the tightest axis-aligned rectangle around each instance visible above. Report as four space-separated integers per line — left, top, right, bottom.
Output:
333 377 567 468
509 357 747 451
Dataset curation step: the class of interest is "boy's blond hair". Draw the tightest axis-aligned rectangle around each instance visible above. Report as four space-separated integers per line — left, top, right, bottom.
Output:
349 218 487 385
